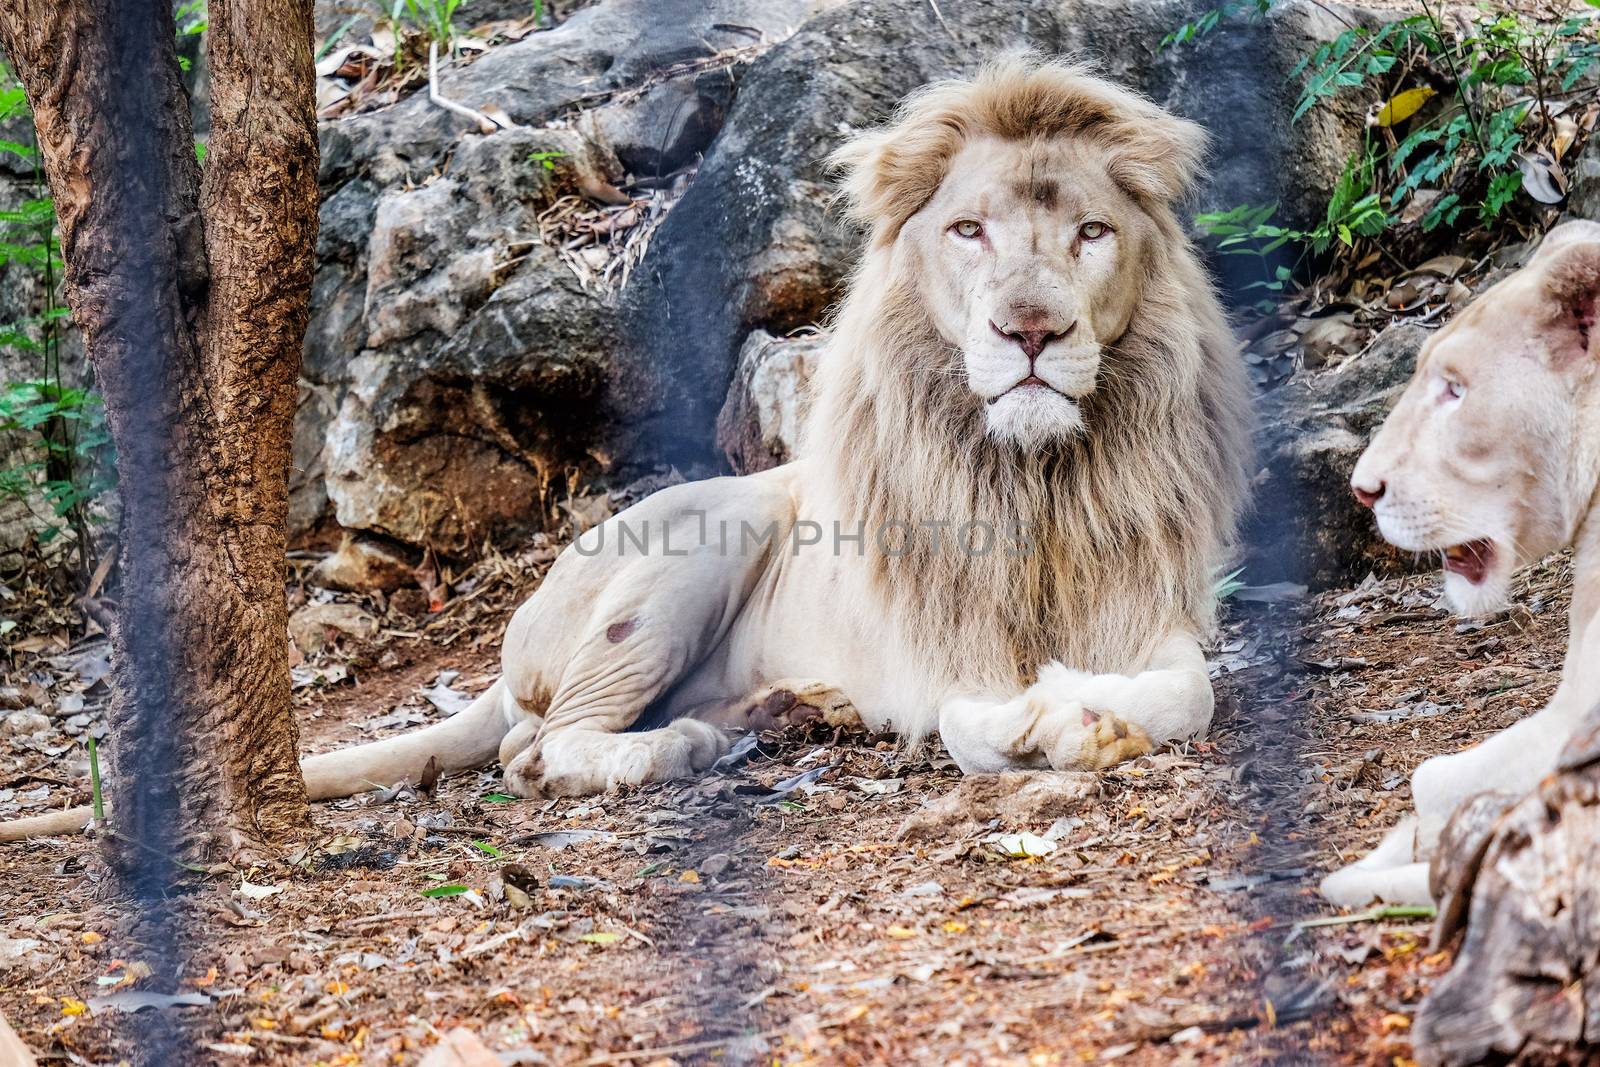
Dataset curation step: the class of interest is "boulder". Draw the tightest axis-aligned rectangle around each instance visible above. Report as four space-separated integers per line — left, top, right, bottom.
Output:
305 0 847 549
716 330 823 474
288 601 381 655
302 0 1374 554
1243 323 1429 589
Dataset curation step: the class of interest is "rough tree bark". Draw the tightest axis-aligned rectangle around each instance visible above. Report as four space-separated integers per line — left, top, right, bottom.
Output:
1415 705 1600 1067
0 0 318 854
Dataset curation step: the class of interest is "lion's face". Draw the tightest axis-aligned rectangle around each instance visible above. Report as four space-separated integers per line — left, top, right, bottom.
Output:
1352 226 1600 615
898 134 1152 447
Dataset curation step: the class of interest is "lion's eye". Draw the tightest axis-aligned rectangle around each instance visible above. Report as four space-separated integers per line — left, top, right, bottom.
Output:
1080 221 1110 240
952 220 983 239
1441 378 1465 403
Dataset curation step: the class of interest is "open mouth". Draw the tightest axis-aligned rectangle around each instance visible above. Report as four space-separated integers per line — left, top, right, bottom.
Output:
1441 539 1495 584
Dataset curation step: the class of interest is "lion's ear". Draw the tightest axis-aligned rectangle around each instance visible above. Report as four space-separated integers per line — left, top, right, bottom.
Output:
828 112 964 244
1104 110 1208 206
1540 239 1600 364
828 128 898 230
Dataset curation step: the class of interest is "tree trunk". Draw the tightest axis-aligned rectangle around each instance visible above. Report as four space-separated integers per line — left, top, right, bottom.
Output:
0 0 318 857
1414 705 1600 1067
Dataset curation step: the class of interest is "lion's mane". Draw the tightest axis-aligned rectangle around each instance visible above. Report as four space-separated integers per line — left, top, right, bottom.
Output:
801 56 1254 723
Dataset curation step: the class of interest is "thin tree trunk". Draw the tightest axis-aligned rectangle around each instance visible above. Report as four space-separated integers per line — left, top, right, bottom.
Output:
1415 705 1600 1067
0 0 317 857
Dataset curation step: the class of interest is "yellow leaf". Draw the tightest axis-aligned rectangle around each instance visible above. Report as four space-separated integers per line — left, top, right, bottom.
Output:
79 932 102 945
1381 1013 1412 1034
885 925 918 939
253 1017 277 1030
580 932 621 945
1375 87 1435 127
324 980 349 996
678 869 700 883
60 999 87 1017
941 921 968 934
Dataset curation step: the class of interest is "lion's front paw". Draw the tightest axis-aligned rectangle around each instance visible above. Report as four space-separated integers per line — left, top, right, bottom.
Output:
740 681 862 732
1047 703 1152 770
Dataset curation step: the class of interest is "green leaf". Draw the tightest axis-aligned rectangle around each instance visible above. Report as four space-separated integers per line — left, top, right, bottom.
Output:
481 791 518 803
421 884 470 897
470 840 502 857
579 932 622 945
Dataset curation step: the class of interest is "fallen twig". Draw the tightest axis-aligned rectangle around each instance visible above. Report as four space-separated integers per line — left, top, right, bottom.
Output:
427 41 513 134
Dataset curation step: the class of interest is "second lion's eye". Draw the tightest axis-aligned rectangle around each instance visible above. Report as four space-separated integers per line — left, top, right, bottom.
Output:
1081 221 1110 240
952 220 983 239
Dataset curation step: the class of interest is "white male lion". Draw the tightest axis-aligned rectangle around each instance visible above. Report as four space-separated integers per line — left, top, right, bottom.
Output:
1321 219 1600 907
0 58 1251 835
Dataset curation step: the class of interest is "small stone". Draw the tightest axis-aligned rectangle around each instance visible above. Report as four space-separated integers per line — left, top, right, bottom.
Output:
287 601 380 654
700 852 733 877
0 710 49 737
311 534 417 593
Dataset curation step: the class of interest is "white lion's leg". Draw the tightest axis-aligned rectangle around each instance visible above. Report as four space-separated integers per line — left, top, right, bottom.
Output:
1321 860 1433 908
1411 699 1581 842
499 478 799 797
1319 818 1432 907
1037 631 1216 744
1319 693 1586 907
511 718 728 796
938 666 1153 775
690 679 862 732
502 615 734 796
496 714 543 768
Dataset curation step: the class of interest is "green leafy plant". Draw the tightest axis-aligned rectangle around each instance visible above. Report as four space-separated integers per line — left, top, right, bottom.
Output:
528 149 565 172
174 1 208 71
88 735 104 823
0 66 114 579
1186 2 1600 292
390 0 464 49
1162 0 1271 48
174 0 208 36
1212 566 1247 601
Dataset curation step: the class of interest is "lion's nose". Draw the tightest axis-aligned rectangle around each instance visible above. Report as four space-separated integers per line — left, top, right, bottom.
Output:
992 319 1075 359
1351 477 1385 508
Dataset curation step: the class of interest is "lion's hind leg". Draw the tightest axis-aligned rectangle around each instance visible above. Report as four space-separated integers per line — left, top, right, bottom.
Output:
511 718 728 796
501 474 799 797
693 679 863 733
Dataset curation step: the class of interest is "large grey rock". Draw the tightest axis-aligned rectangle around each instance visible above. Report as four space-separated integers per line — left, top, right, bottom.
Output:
1243 323 1429 589
303 0 845 549
302 0 1374 553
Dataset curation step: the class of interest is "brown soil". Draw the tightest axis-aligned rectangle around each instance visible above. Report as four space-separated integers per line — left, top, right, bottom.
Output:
0 550 1574 1066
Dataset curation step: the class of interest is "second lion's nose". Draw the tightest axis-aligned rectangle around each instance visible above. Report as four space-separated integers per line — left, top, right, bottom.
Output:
1351 478 1385 508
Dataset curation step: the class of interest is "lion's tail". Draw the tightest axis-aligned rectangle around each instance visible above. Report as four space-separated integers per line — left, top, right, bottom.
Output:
302 678 516 800
0 680 520 842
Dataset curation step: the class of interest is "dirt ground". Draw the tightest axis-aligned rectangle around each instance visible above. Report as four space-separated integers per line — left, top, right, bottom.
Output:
0 542 1575 1067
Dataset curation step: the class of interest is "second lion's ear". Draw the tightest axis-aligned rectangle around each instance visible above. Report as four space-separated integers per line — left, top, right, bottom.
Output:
1541 240 1600 365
